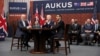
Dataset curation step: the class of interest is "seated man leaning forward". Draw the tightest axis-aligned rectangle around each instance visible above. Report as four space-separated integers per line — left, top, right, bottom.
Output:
15 14 31 47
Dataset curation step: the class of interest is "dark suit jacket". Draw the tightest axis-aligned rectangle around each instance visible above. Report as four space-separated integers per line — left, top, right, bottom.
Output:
94 24 100 31
43 20 54 28
98 25 100 31
68 23 81 34
81 23 94 33
53 20 65 38
15 20 29 37
42 20 54 37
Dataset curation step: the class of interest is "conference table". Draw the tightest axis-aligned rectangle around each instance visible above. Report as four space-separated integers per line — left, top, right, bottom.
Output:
23 27 55 54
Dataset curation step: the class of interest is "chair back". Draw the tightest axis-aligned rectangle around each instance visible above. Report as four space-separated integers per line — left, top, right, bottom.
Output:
12 21 18 37
65 24 70 40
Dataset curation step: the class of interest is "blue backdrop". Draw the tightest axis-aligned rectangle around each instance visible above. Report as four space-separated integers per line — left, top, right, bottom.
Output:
33 0 99 14
9 2 27 13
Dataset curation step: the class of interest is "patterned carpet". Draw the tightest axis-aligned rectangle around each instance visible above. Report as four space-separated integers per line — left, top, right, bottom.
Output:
0 38 100 56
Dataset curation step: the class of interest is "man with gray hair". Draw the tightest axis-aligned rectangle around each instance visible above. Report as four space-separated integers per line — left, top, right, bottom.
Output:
15 14 31 47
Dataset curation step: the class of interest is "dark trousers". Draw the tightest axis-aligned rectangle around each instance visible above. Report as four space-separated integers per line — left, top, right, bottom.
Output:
69 33 80 44
22 31 31 45
95 33 100 44
98 36 100 44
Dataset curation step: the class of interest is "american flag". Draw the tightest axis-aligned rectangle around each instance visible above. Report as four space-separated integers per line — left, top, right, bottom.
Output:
87 2 94 6
91 1 97 24
39 4 45 26
0 8 8 36
35 6 39 22
28 8 32 26
80 2 86 6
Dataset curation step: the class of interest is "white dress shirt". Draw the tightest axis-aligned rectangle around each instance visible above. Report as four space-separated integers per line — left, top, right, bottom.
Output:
22 20 26 27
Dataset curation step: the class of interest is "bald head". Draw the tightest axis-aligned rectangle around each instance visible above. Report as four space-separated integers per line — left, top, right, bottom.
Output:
46 15 52 21
21 14 26 21
86 19 91 24
71 19 75 24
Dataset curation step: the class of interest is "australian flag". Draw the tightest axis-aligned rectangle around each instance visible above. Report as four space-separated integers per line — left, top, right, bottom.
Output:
39 4 45 26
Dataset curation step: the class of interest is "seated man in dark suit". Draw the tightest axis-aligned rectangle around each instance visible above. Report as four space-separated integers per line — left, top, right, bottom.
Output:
42 15 55 52
42 15 55 40
15 14 31 47
93 19 100 44
52 14 65 48
43 15 54 28
68 19 81 45
42 15 55 36
81 19 94 45
97 26 100 45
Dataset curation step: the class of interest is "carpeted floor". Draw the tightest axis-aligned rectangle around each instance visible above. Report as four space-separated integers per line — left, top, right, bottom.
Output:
0 38 100 56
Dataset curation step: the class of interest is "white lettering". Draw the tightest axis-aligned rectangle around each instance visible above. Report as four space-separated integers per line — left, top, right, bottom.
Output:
45 2 73 9
51 3 55 8
45 3 50 8
62 2 67 8
10 7 26 10
56 3 61 8
68 2 72 8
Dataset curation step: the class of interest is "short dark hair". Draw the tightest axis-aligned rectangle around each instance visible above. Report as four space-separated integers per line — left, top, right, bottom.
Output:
56 14 62 18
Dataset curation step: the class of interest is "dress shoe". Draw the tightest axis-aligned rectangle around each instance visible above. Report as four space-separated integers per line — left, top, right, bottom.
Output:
88 43 92 46
24 43 31 47
70 42 72 45
27 44 31 47
76 43 79 45
88 43 94 46
98 44 100 46
84 42 88 45
56 43 61 48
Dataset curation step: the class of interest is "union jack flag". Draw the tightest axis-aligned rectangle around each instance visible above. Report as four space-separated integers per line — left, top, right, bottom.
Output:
35 6 39 23
39 4 45 26
0 8 8 37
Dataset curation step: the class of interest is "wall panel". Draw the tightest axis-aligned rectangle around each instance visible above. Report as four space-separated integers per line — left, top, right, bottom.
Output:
30 1 100 25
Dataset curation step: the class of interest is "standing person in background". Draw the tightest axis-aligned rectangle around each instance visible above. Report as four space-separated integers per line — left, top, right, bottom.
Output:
15 14 31 47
